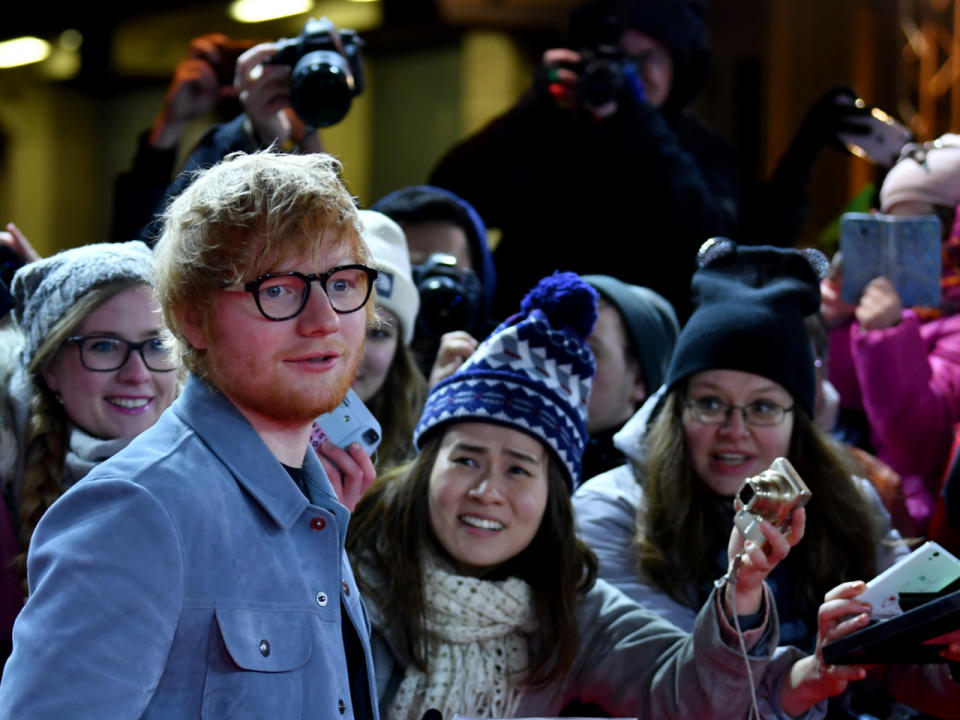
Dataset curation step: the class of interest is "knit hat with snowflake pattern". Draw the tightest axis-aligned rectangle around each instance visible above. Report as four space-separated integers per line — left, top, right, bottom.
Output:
414 272 598 491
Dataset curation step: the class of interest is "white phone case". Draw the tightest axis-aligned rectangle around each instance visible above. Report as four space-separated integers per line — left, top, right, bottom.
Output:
860 541 960 618
314 387 382 457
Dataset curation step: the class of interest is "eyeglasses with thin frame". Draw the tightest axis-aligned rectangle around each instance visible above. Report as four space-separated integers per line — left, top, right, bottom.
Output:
683 396 794 427
66 335 176 373
228 265 378 321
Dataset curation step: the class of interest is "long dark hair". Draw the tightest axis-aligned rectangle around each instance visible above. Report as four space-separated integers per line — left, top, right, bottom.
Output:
347 429 598 687
635 386 881 616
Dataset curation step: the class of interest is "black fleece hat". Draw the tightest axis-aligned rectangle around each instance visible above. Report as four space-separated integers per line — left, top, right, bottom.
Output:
583 275 679 391
664 239 827 416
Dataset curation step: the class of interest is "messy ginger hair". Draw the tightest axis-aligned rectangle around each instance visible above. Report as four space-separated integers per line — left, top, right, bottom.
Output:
152 150 372 375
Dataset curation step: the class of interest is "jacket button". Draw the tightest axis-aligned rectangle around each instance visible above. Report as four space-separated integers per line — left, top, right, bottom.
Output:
310 516 326 531
316 591 328 606
338 698 346 714
259 639 270 657
342 580 350 596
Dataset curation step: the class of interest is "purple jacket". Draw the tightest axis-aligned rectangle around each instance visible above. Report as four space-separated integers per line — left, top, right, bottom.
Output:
829 310 960 532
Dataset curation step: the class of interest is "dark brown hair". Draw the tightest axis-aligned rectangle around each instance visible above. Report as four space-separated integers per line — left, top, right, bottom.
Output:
635 387 880 616
347 429 598 687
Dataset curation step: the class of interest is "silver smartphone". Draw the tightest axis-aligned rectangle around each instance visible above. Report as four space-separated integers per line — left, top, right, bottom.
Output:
314 387 382 457
836 96 913 168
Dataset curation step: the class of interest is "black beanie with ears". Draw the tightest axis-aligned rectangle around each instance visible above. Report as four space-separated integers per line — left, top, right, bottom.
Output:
664 239 827 416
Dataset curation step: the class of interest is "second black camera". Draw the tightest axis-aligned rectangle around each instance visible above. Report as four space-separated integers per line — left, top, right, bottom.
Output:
413 253 484 339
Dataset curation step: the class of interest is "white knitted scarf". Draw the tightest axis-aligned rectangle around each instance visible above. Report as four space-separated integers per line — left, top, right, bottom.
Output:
387 556 536 720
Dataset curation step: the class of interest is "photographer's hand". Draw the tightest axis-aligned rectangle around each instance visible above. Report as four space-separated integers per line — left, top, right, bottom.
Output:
234 43 324 152
149 34 234 151
1 222 39 263
723 507 806 617
540 48 581 110
235 43 297 148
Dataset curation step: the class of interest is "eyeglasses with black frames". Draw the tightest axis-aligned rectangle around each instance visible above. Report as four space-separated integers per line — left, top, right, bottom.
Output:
683 396 794 427
231 265 378 321
66 336 176 373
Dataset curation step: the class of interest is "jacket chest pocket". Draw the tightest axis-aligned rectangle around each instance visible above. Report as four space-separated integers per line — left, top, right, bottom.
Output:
202 607 312 719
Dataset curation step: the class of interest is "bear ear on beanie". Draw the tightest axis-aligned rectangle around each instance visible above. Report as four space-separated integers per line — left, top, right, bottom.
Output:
696 237 828 280
414 272 598 491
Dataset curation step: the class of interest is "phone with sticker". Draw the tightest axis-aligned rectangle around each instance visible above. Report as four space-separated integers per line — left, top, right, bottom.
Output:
314 387 382 457
859 541 960 618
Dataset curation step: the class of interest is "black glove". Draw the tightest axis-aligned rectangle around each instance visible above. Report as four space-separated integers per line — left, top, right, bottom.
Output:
796 86 873 153
773 86 872 186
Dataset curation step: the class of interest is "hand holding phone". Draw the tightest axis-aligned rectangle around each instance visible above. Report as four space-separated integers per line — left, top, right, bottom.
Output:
310 388 381 511
312 387 381 456
834 94 913 168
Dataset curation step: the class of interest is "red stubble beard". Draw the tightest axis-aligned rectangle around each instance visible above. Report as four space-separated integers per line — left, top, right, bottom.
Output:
203 335 362 428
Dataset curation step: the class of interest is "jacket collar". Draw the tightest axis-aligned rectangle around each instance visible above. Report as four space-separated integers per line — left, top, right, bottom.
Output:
171 374 347 535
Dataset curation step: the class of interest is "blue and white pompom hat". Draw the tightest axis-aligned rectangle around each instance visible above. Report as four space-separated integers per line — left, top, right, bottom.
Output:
414 272 598 491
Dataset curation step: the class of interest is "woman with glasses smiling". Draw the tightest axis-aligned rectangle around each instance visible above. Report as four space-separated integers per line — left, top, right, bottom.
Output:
1 241 177 586
574 241 960 717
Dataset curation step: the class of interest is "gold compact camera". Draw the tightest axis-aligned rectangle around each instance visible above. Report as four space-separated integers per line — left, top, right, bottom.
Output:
733 457 811 547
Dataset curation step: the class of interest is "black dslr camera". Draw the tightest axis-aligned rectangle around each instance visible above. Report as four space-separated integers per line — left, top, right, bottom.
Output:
267 17 365 128
576 42 633 109
413 253 484 339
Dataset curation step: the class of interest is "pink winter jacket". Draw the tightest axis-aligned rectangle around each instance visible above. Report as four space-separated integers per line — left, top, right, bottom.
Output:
829 310 960 534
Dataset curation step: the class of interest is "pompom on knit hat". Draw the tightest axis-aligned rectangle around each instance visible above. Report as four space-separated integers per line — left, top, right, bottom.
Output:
582 274 679 391
414 272 598 491
664 239 827 416
11 240 153 371
359 210 419 344
880 134 960 213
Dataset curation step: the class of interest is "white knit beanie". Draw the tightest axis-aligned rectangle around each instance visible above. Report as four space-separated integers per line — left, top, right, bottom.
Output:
359 210 419 344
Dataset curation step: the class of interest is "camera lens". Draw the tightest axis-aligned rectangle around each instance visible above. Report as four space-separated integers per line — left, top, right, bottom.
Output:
418 277 472 337
580 59 622 108
290 50 355 127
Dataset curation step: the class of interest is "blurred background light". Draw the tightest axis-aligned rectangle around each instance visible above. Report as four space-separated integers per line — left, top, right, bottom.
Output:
228 0 315 23
0 37 52 69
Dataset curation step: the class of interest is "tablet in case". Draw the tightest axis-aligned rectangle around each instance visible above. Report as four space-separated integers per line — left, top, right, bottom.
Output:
822 587 960 665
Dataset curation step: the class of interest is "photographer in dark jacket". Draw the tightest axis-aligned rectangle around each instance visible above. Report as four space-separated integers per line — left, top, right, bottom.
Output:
430 0 737 321
430 0 873 321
